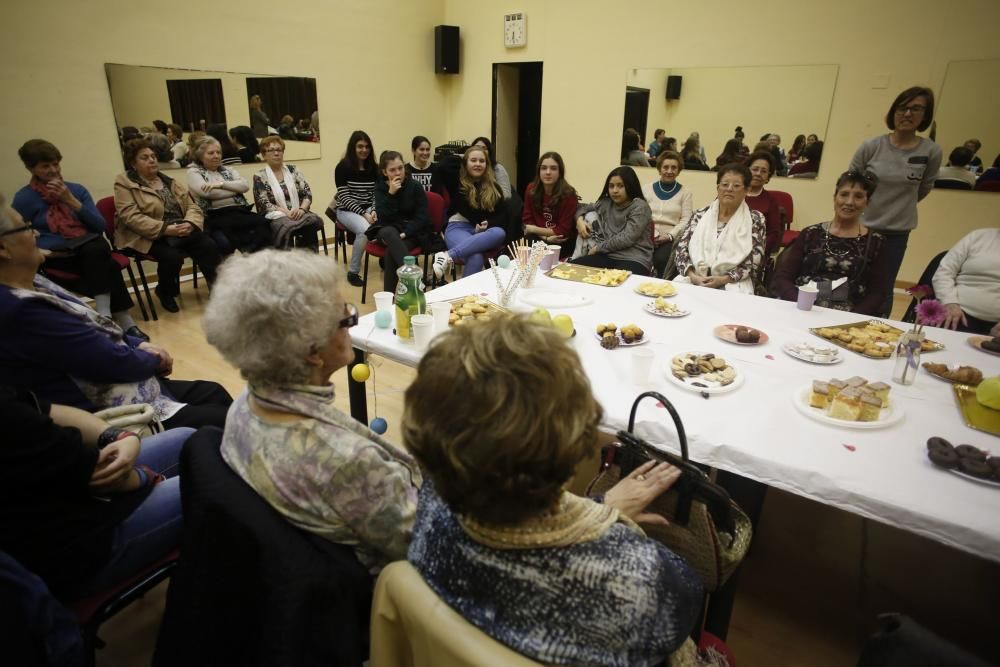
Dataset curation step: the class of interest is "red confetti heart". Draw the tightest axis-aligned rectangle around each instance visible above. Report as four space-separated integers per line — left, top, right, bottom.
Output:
842 444 856 452
656 402 666 409
765 354 775 360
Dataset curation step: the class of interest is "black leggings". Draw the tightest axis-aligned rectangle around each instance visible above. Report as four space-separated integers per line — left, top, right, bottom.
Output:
146 232 223 297
160 378 233 430
205 207 272 253
570 253 650 276
42 237 133 312
376 226 420 292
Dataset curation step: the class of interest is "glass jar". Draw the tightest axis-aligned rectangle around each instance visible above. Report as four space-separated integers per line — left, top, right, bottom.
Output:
891 331 924 385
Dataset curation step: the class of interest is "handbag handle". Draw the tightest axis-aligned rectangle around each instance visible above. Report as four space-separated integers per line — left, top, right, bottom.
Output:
625 391 688 461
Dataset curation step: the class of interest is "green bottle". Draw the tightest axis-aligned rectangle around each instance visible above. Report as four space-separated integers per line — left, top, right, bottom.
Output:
395 256 426 339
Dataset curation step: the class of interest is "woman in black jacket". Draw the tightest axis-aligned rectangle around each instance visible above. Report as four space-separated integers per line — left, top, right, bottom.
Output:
371 151 431 292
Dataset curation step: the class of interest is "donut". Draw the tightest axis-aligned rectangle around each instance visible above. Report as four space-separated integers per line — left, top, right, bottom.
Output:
955 445 986 461
958 457 993 479
926 437 953 453
987 456 1000 472
982 337 1000 352
927 448 959 469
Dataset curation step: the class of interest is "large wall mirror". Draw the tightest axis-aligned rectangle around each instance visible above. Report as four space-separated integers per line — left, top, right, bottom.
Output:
934 58 1000 193
104 64 321 168
622 64 839 179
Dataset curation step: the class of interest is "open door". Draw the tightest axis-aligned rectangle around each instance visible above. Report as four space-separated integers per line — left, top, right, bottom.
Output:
623 86 650 148
492 61 543 197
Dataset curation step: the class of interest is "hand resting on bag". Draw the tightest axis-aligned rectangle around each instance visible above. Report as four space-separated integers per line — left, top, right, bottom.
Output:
603 460 681 526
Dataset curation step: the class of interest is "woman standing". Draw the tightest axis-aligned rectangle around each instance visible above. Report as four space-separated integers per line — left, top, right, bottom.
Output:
744 151 782 256
522 152 578 258
432 145 509 278
252 136 323 249
13 139 144 338
850 86 941 317
187 136 272 255
571 166 653 275
335 130 379 287
642 151 693 277
249 94 270 139
372 151 431 292
405 136 435 192
674 163 765 293
772 171 887 314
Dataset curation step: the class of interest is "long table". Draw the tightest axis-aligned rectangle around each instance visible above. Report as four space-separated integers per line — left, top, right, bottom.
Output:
349 270 1000 563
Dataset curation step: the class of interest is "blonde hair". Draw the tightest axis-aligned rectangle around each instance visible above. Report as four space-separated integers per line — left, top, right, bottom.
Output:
191 136 221 166
459 146 501 212
402 315 603 525
259 135 285 154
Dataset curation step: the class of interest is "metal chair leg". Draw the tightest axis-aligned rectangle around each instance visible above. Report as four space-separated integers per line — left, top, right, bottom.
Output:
361 252 370 304
191 260 199 289
133 259 158 321
124 263 149 322
320 225 329 256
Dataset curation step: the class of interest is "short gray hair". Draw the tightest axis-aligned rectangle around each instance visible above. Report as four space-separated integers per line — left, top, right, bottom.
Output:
203 249 345 387
0 194 18 234
191 136 221 166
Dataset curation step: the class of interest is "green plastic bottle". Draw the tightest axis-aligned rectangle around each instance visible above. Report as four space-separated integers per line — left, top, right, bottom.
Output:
395 256 426 339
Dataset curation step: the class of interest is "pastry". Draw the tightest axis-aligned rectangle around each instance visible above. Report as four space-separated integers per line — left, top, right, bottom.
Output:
827 379 847 399
922 362 983 385
982 337 1000 353
928 448 959 469
600 332 619 349
845 376 868 389
818 328 838 339
926 436 952 453
958 457 993 479
867 382 891 406
955 444 986 461
858 394 882 422
829 388 862 421
735 327 760 343
809 380 831 409
988 456 1000 472
637 281 676 297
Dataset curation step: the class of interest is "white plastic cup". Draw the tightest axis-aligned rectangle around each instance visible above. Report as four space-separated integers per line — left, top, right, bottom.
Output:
631 348 655 385
411 314 434 352
374 291 394 313
797 286 819 311
539 249 558 272
547 244 562 266
430 301 452 333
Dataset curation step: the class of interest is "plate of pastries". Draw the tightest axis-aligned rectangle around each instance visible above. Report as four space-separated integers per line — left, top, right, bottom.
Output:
595 322 647 349
782 341 842 364
922 362 983 386
446 296 506 326
926 437 1000 487
634 280 678 297
643 297 690 318
795 375 902 429
968 335 1000 357
714 324 768 345
811 320 943 359
665 352 743 394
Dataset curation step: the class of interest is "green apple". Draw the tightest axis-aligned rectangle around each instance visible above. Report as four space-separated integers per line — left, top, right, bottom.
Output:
552 314 575 338
977 376 1000 410
530 307 552 325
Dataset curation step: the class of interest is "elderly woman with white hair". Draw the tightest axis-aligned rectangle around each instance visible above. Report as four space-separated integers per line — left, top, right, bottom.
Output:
202 250 421 571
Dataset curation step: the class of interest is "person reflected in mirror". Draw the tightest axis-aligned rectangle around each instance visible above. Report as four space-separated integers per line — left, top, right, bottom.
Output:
647 129 666 158
663 136 678 154
962 139 983 174
166 124 187 163
765 134 788 175
309 110 319 138
674 163 765 293
295 119 314 141
405 136 435 192
115 138 222 313
934 147 977 189
253 136 323 250
932 228 1000 334
715 139 744 170
147 132 180 170
975 154 1000 189
229 126 260 164
772 171 887 314
621 129 649 168
13 140 146 339
205 124 241 165
471 136 513 199
571 166 653 275
334 130 379 287
277 115 297 140
178 130 204 168
372 150 432 292
788 140 824 177
681 136 709 171
788 134 807 164
249 94 270 138
849 86 941 317
745 151 783 256
642 151 693 277
522 151 578 259
186 136 272 256
733 126 749 159
152 120 168 135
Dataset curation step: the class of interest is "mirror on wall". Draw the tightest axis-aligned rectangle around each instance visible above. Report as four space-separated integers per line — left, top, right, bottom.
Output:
622 64 839 179
933 58 1000 192
104 64 321 169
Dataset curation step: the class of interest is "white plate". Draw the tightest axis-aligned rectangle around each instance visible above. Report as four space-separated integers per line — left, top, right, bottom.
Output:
517 289 593 310
594 332 649 348
782 342 842 365
662 357 745 394
642 301 690 318
792 385 904 430
947 468 1000 488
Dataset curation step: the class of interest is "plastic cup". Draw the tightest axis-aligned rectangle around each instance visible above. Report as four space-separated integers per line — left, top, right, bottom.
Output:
539 249 557 272
430 301 452 333
374 291 394 313
631 348 655 385
411 314 434 352
797 286 819 311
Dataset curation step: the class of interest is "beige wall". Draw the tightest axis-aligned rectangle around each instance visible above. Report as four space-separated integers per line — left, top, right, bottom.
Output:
935 58 1000 170
442 0 1000 283
0 0 446 217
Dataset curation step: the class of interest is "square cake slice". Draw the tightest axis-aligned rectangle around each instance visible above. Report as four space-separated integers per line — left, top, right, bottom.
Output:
858 394 883 422
830 388 862 421
809 380 831 409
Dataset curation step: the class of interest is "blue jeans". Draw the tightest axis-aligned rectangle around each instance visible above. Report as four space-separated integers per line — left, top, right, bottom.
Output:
337 210 371 274
84 427 194 593
443 222 506 275
879 230 910 318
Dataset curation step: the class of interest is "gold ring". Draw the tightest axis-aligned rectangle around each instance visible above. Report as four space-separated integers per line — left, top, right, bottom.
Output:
636 474 646 481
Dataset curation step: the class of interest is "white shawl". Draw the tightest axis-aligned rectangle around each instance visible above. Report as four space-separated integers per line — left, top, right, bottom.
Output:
264 165 300 219
681 199 754 293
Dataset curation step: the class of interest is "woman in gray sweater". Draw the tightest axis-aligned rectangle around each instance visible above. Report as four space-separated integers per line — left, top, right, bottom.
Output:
849 86 941 316
571 166 653 274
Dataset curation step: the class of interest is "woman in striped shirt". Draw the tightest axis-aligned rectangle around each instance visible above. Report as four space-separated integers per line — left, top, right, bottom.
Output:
335 130 378 286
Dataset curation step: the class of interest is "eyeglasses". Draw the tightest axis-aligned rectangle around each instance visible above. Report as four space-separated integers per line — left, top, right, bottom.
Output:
895 104 927 115
0 224 35 238
339 303 359 329
717 182 745 191
263 147 284 154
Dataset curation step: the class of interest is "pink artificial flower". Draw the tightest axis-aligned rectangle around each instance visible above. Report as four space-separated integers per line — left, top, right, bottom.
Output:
916 299 946 327
906 284 934 301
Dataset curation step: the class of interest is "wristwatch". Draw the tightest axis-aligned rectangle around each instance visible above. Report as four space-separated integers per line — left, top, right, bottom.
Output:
97 427 138 449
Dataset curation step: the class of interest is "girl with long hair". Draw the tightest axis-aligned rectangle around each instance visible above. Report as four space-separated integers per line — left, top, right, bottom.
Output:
570 166 653 274
522 152 578 258
335 130 378 286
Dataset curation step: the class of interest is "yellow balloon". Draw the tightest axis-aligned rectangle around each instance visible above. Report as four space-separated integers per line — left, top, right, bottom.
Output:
351 363 371 382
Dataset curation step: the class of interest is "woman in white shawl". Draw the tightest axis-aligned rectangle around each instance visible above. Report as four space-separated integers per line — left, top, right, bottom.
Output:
674 163 765 293
252 136 323 249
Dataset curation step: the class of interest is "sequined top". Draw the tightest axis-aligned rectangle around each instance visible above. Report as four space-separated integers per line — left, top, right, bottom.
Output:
221 384 422 570
408 483 703 667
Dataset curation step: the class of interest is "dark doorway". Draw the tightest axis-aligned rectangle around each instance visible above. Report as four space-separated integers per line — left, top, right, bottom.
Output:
491 62 543 197
623 86 650 150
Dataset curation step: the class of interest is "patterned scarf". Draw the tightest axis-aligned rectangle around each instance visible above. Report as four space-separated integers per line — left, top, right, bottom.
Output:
29 177 87 238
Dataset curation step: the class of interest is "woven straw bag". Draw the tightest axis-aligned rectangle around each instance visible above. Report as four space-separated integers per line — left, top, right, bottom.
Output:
586 392 752 593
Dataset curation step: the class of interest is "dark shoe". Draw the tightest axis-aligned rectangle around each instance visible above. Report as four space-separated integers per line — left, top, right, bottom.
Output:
155 287 180 313
346 272 365 287
124 326 150 342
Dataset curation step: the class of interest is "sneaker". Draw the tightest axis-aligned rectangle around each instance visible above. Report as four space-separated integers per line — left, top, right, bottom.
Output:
432 251 453 280
124 326 150 342
346 272 365 287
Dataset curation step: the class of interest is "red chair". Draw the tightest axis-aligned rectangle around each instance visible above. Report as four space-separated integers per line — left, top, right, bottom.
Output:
324 199 350 264
94 197 152 321
769 190 796 248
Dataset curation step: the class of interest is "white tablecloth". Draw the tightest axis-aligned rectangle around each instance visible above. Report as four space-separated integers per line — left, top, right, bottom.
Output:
350 270 1000 562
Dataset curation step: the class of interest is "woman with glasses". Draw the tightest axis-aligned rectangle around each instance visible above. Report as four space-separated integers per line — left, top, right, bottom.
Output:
850 86 942 317
744 151 782 256
252 136 323 249
674 163 765 293
203 250 421 571
772 171 888 315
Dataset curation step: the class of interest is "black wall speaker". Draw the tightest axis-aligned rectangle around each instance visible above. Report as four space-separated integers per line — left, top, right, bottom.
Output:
666 75 682 100
435 25 460 74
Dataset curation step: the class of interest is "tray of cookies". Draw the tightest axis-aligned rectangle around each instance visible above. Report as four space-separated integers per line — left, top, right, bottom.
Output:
810 320 944 359
664 352 743 394
546 264 631 287
445 295 508 326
